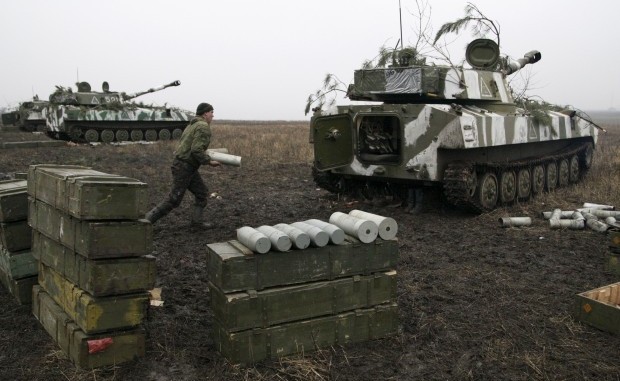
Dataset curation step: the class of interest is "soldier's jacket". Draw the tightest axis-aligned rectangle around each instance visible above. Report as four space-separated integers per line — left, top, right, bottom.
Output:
174 117 212 167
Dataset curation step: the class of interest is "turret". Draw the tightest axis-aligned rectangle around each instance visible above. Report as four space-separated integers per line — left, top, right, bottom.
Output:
49 80 182 106
347 39 541 104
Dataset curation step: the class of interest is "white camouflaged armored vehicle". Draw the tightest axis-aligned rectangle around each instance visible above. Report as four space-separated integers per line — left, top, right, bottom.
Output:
43 80 192 143
310 39 600 212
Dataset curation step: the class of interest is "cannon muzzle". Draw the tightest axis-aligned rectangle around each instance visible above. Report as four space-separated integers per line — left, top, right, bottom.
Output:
504 50 541 76
122 80 182 100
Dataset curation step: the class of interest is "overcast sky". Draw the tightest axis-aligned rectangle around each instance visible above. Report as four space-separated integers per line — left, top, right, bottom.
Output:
1 0 619 120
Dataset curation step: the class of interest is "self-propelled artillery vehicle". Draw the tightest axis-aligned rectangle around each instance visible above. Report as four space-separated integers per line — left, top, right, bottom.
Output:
44 80 192 142
1 97 48 132
310 39 600 212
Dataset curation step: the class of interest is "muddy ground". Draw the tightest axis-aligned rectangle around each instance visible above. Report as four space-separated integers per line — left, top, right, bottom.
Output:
0 125 618 381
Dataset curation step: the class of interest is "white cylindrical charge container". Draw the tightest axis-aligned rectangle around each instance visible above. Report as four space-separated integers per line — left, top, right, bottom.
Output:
583 202 615 211
592 210 620 218
499 217 532 227
256 225 291 252
329 212 378 244
541 210 574 220
586 218 609 233
236 226 271 254
304 219 345 245
290 221 329 247
208 151 242 167
348 210 397 240
549 219 585 230
273 223 311 249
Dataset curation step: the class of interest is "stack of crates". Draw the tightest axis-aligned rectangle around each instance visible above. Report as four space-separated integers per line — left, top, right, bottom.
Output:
0 179 37 304
207 224 400 364
27 164 156 368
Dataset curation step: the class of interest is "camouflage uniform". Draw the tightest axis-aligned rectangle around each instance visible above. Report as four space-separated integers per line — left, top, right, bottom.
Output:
145 115 213 225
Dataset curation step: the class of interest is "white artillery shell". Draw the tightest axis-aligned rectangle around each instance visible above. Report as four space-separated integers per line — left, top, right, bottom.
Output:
289 221 329 247
304 219 345 245
272 223 311 249
348 210 398 240
329 212 378 244
236 226 271 254
256 225 292 252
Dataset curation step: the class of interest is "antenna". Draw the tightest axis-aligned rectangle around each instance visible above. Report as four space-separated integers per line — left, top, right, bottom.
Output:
76 68 79 83
398 0 403 49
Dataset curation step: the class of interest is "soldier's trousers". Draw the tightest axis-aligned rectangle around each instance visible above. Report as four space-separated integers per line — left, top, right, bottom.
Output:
148 158 209 222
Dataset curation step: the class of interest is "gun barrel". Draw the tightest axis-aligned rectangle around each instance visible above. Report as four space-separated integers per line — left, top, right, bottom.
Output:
123 80 181 100
504 50 541 76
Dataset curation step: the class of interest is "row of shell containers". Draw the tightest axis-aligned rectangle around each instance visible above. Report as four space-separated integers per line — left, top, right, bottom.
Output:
235 210 398 254
26 164 154 369
207 210 400 364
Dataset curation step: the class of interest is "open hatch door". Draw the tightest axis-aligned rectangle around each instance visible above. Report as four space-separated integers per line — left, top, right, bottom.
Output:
312 114 354 171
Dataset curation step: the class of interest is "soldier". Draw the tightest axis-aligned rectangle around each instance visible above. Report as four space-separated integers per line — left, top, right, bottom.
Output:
145 102 220 228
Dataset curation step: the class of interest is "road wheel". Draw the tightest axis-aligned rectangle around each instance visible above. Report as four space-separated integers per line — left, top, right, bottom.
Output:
116 129 129 142
466 170 478 200
100 129 115 143
172 128 183 139
532 165 545 194
159 129 171 140
558 159 569 187
145 129 158 141
131 129 143 142
545 161 558 191
516 168 531 200
499 170 517 204
476 172 498 211
84 129 99 143
569 155 580 183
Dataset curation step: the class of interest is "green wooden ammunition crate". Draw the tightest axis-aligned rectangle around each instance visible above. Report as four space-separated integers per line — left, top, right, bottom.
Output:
0 247 37 279
0 267 36 305
0 180 28 222
33 286 145 369
27 164 105 205
573 282 620 334
211 271 397 332
28 165 148 220
29 198 152 258
66 175 149 220
32 232 156 296
0 220 32 252
213 303 399 364
207 237 398 292
38 264 149 334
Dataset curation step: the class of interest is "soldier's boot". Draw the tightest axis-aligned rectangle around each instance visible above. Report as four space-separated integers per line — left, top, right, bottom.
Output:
145 202 173 224
190 205 214 229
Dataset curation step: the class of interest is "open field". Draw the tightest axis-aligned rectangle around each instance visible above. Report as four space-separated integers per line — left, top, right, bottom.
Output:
0 116 619 381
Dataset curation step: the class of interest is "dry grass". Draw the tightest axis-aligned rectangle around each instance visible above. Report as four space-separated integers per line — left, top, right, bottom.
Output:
212 122 313 165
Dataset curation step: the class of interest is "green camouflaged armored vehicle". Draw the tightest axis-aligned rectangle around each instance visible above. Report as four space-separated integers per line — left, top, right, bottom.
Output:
1 97 48 132
310 39 600 212
43 80 192 143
